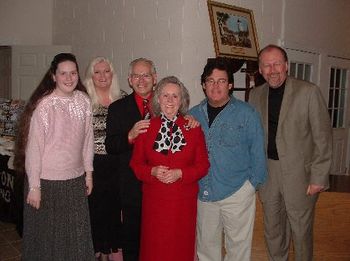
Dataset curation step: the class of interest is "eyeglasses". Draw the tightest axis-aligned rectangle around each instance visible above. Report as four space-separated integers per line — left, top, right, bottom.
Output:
205 78 228 86
260 62 285 69
131 73 153 81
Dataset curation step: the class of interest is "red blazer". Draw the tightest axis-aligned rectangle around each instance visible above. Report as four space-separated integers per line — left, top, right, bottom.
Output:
130 115 210 200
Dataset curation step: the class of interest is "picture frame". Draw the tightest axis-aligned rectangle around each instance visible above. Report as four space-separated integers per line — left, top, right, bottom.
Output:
207 1 260 60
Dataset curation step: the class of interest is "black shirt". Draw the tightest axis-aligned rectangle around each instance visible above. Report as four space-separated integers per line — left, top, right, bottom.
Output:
207 101 229 127
267 83 285 160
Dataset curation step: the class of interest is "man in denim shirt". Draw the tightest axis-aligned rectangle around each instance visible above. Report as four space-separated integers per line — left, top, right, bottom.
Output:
190 58 267 261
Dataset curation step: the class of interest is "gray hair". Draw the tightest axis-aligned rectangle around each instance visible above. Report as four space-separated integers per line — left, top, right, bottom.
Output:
151 76 190 117
128 57 157 75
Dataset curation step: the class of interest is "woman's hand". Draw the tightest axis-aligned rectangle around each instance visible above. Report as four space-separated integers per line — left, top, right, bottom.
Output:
162 169 182 184
153 167 182 184
86 172 93 195
151 165 169 181
26 188 41 209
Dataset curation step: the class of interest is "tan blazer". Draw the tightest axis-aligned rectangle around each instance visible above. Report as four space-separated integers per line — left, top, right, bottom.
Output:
249 77 332 209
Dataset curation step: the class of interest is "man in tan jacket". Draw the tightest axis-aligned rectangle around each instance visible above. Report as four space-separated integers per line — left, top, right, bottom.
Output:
249 44 332 261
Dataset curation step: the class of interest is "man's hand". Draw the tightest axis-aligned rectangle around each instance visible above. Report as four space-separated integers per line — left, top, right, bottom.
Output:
306 184 325 195
184 115 200 129
128 119 151 141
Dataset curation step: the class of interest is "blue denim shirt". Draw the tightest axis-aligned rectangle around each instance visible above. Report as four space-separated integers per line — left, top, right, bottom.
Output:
190 97 267 202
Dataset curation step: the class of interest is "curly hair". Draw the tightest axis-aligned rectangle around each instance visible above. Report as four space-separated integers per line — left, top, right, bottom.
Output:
13 53 86 174
151 76 190 117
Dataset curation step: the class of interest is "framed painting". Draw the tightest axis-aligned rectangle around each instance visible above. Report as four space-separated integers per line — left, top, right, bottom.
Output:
208 1 259 60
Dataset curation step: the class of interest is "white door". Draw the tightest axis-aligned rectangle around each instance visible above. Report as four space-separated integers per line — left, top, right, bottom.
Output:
322 56 350 175
11 45 71 101
286 48 350 175
285 48 320 85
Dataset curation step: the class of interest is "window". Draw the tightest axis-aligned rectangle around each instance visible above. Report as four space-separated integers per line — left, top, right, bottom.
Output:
289 62 312 82
328 67 348 128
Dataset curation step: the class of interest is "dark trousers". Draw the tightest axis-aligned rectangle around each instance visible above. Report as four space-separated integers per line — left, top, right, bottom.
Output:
121 205 142 261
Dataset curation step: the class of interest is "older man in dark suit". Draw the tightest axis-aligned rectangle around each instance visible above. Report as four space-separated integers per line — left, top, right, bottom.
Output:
105 58 156 261
249 45 332 261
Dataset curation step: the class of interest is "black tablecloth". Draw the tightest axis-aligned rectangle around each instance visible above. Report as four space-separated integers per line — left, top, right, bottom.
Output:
0 154 23 236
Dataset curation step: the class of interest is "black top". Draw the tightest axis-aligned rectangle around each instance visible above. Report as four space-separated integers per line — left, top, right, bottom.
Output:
207 101 229 127
267 83 285 160
105 93 142 207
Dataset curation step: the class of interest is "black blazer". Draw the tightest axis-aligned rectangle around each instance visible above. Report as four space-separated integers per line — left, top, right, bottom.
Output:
105 93 142 207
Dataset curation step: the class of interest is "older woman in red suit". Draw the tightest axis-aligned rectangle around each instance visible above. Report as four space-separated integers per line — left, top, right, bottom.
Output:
130 76 209 261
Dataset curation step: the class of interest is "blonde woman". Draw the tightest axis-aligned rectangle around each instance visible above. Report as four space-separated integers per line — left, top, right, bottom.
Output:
84 57 125 261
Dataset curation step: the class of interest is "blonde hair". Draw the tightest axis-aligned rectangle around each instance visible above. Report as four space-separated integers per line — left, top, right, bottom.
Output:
84 56 121 108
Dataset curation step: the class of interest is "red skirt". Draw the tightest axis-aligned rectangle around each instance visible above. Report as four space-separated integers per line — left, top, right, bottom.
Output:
139 195 197 261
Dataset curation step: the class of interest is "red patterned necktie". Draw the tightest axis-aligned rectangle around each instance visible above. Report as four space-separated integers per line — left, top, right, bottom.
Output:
143 99 150 119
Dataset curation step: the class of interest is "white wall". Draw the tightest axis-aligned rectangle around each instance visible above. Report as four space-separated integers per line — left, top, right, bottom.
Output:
283 0 350 57
51 0 285 106
0 0 53 45
2 0 349 106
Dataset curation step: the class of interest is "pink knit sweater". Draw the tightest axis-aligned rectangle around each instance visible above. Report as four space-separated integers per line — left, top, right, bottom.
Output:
25 90 94 189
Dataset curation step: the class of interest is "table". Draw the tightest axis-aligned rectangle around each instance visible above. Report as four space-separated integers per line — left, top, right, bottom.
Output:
0 153 23 236
0 154 15 221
